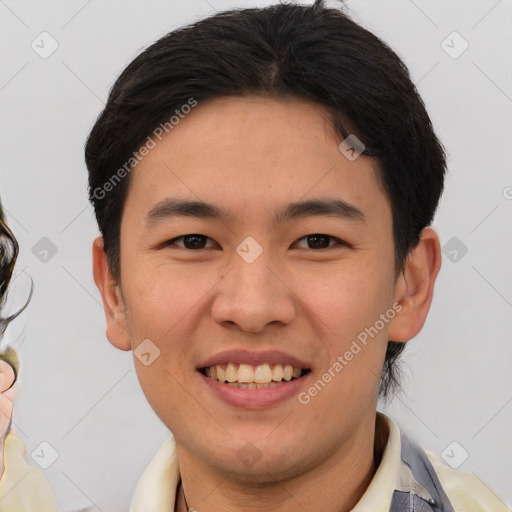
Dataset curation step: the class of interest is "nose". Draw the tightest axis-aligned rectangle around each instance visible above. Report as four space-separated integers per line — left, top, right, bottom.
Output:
211 245 297 334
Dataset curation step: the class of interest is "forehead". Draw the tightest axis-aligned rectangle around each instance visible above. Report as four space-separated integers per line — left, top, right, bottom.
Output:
123 96 390 228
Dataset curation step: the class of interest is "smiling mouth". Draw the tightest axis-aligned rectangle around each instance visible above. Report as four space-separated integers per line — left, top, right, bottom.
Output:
200 363 311 389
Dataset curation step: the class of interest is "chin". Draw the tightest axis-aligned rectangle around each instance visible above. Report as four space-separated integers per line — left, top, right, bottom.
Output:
200 438 318 485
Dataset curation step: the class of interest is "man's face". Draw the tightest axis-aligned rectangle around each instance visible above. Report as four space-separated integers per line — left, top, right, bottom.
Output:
112 96 403 480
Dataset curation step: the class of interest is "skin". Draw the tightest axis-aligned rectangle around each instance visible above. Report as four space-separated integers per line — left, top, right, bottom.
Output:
93 96 441 512
0 360 16 478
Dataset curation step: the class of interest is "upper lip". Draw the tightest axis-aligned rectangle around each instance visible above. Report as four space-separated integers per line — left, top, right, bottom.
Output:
197 349 312 370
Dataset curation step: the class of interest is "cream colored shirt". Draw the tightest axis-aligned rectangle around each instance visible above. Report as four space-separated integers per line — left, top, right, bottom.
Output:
1 414 510 511
0 433 57 511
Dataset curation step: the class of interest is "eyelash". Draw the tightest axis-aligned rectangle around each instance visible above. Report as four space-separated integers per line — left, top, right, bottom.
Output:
163 234 351 251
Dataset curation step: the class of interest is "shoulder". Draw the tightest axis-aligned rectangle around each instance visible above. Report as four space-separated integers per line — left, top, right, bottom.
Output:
425 450 511 512
385 414 511 512
0 432 58 511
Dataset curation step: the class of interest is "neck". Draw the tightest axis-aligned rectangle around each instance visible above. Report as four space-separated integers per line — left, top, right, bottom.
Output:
175 413 387 512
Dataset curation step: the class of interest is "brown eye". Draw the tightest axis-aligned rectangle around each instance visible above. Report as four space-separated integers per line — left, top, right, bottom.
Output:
294 234 348 250
165 234 215 250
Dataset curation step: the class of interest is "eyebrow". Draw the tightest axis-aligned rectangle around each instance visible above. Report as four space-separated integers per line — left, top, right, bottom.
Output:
145 197 366 228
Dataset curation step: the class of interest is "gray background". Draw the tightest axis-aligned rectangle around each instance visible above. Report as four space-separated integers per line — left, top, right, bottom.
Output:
1 0 511 510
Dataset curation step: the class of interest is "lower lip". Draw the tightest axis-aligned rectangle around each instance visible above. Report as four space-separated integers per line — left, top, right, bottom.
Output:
200 372 310 410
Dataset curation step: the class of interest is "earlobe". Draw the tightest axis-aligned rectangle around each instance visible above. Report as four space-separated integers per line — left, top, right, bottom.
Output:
92 236 132 351
387 227 442 343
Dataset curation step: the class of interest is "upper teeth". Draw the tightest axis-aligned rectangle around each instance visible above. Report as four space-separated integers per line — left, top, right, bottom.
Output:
204 363 303 383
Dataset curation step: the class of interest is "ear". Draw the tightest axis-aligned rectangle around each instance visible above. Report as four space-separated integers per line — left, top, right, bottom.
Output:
387 226 442 342
92 236 132 351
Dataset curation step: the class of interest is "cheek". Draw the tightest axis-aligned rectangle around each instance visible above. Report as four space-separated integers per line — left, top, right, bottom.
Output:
124 263 196 334
301 262 394 397
303 264 393 337
124 266 204 416
122 260 225 369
